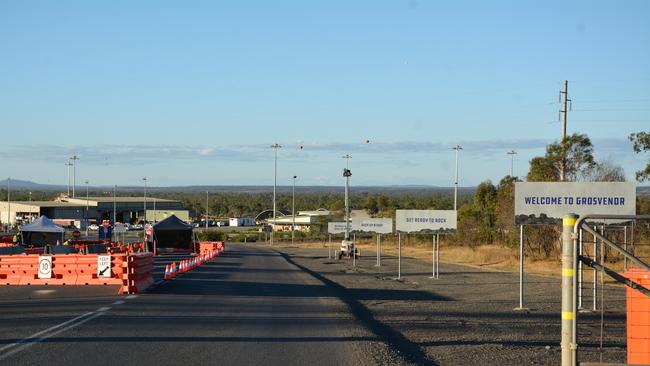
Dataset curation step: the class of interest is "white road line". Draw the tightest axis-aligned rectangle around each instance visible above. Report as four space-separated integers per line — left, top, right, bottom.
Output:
0 311 94 354
0 306 112 361
0 311 105 362
112 300 125 305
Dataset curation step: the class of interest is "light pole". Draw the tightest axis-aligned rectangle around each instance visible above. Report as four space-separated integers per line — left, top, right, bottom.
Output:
453 145 462 211
342 154 352 241
70 155 79 197
292 175 297 245
6 177 10 230
270 143 281 246
29 191 32 222
85 180 89 238
113 185 117 224
65 160 73 197
507 150 517 177
142 177 147 239
205 190 209 229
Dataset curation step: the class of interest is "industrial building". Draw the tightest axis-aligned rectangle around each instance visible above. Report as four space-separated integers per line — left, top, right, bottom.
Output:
269 210 332 232
0 196 188 228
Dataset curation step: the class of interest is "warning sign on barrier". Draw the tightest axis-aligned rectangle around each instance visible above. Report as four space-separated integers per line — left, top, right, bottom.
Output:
38 256 52 279
97 255 112 278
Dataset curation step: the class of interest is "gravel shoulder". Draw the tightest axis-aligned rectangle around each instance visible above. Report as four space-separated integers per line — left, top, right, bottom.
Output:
273 244 627 365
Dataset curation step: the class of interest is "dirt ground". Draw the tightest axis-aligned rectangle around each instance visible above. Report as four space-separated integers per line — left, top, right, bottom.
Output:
271 242 628 365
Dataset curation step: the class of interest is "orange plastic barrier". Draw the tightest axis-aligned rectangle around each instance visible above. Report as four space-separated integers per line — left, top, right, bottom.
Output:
198 242 217 255
0 252 153 295
624 269 650 365
121 253 153 294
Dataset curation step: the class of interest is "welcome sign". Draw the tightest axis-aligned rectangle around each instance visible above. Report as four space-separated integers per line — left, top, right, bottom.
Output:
514 182 636 224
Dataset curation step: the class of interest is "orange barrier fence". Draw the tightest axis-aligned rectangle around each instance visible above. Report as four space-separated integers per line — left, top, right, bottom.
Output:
624 269 650 365
197 241 225 255
0 252 153 295
121 253 153 294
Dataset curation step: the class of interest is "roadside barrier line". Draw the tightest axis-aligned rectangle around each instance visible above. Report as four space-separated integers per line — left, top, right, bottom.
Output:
0 311 106 362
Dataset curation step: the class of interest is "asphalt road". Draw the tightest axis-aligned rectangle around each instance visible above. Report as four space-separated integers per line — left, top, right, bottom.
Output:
0 244 397 366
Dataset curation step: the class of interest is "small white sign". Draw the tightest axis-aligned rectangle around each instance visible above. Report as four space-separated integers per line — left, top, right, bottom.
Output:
97 255 112 278
514 182 636 224
352 218 393 234
38 256 52 279
327 222 350 234
396 210 457 233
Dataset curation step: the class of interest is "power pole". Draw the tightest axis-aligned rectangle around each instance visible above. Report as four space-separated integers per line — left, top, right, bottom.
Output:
205 190 209 229
559 80 572 181
6 177 10 230
452 145 462 210
65 160 73 197
70 155 79 197
270 143 282 246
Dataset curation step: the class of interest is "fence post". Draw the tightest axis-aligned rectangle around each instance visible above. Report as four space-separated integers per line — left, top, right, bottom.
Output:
398 232 402 280
561 214 578 366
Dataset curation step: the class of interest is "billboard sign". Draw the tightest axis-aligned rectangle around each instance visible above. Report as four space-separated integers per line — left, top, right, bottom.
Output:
352 218 393 234
327 222 349 234
395 210 457 233
514 182 636 224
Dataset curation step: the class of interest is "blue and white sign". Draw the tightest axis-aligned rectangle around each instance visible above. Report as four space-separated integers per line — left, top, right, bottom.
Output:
395 210 457 233
514 182 636 224
352 218 393 234
327 222 350 234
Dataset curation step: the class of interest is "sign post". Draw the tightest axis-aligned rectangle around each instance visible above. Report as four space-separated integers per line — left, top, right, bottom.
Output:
376 234 381 267
396 209 457 280
351 218 393 268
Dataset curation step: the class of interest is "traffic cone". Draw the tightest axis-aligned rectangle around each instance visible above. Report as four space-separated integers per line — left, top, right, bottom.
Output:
171 262 177 278
164 264 171 280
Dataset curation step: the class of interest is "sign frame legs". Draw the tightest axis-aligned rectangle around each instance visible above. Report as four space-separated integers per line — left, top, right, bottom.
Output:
429 233 440 279
353 233 356 267
328 234 332 259
398 232 402 280
375 234 381 267
514 224 528 311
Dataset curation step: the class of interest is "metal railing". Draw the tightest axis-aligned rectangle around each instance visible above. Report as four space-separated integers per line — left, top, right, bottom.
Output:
561 214 650 366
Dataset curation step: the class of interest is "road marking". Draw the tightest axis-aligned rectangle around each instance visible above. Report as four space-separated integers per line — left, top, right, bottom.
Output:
112 300 125 305
0 306 113 361
126 295 139 300
0 312 104 362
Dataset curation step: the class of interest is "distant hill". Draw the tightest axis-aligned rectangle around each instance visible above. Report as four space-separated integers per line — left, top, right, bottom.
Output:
1 178 649 196
0 179 65 190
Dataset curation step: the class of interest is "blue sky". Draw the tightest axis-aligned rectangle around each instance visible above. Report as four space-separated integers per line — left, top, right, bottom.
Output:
1 0 649 187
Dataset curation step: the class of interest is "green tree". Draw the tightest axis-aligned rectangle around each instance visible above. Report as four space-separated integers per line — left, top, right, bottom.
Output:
495 175 520 246
458 180 498 244
629 131 650 181
526 133 595 182
527 156 559 182
364 195 379 216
